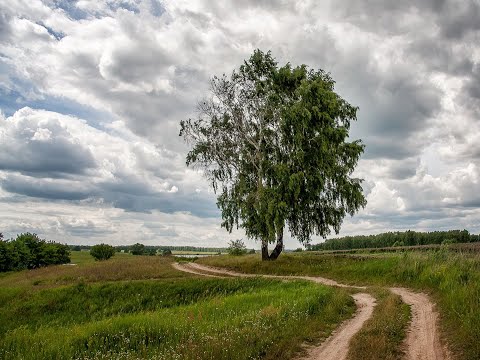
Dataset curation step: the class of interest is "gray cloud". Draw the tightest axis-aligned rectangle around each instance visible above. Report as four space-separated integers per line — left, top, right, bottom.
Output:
1 174 92 200
1 0 480 247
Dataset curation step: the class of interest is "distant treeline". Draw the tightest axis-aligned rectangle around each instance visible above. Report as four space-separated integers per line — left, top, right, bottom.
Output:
0 233 70 272
68 244 227 253
309 230 480 251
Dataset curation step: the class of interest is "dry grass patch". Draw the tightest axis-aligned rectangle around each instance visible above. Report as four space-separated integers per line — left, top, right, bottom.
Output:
0 254 190 290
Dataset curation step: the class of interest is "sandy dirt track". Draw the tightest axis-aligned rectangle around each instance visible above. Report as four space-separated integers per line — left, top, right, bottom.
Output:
298 293 376 360
173 262 449 360
390 288 450 360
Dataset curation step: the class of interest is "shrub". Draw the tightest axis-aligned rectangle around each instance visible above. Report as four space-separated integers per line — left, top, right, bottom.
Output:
0 233 70 272
227 239 247 256
90 244 115 261
161 249 172 256
130 243 145 255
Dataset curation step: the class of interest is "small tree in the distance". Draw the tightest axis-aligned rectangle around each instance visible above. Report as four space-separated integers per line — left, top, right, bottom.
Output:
90 244 115 261
161 248 172 256
130 243 145 255
227 239 248 256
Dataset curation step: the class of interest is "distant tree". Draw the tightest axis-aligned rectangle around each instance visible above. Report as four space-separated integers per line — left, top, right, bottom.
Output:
180 50 366 260
130 243 146 255
90 244 115 261
146 248 157 256
248 249 256 254
161 248 172 256
0 237 13 272
227 239 248 256
0 233 70 272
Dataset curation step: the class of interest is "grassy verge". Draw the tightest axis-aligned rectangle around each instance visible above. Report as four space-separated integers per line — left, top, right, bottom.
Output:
347 289 410 360
1 280 354 360
200 251 480 359
0 254 355 360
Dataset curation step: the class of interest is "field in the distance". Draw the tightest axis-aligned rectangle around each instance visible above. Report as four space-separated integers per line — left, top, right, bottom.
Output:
0 252 354 360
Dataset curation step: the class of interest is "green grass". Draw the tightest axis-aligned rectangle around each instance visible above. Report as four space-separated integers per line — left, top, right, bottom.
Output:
1 280 354 360
200 251 480 359
0 254 355 360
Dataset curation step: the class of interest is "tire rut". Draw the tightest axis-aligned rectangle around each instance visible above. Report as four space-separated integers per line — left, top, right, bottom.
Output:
390 288 450 360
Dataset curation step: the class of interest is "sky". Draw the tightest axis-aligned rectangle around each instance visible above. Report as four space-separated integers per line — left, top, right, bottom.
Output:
0 0 479 249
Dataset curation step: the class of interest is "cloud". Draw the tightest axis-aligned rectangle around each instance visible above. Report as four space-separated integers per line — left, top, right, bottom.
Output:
0 108 96 176
0 107 217 217
1 0 480 247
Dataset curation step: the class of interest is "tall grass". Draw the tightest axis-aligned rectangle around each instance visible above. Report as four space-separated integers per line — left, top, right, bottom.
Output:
200 251 480 359
1 280 354 360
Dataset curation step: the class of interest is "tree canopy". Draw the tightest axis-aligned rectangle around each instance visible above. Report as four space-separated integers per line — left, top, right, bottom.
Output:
90 244 115 261
0 233 70 272
180 50 366 260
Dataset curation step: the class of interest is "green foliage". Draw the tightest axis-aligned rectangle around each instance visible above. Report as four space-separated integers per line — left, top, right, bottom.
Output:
180 49 366 255
130 243 145 255
0 233 70 272
161 249 172 256
310 229 475 251
0 274 353 360
227 239 248 256
90 244 115 261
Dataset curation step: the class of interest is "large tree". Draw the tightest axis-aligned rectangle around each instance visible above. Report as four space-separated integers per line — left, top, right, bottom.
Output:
180 50 366 260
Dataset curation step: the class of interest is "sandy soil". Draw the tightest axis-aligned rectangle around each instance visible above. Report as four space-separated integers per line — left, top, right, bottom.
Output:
390 288 450 360
173 262 449 360
298 293 376 360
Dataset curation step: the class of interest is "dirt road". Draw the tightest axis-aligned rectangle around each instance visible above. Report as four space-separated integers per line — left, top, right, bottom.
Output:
391 288 450 360
173 262 449 360
298 292 376 360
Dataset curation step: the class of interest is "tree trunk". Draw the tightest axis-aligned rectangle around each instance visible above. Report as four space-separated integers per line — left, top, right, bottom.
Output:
261 228 284 261
268 229 284 260
261 239 270 261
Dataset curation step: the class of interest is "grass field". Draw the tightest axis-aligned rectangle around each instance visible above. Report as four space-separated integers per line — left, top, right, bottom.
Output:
200 250 480 359
0 252 354 360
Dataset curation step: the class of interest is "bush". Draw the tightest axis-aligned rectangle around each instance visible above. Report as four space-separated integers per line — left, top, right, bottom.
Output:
161 249 172 256
0 233 70 272
227 239 247 256
130 243 145 255
90 244 115 261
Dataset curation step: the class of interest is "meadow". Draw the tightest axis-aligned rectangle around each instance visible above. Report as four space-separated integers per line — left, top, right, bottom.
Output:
200 250 480 359
0 252 354 360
